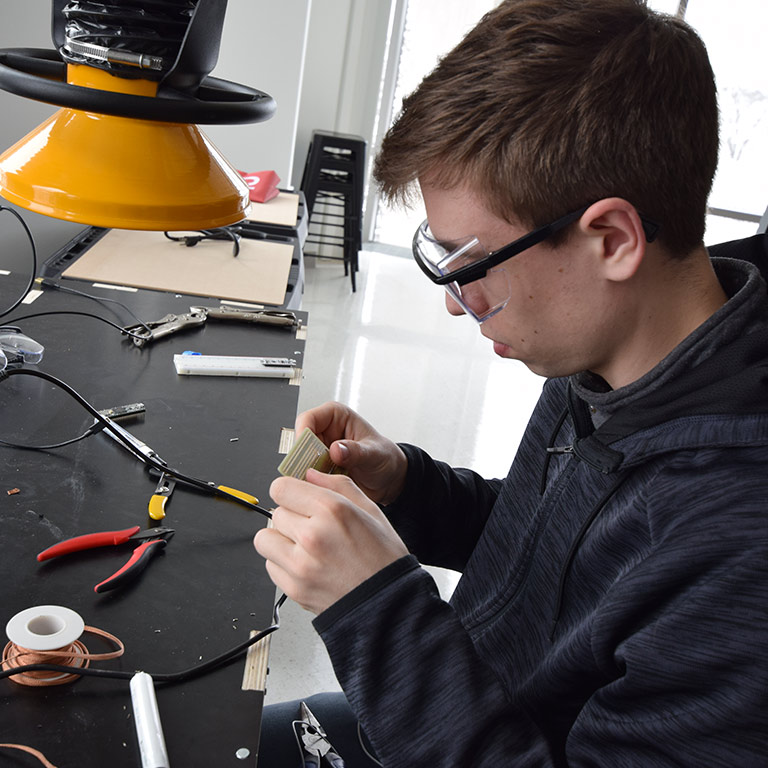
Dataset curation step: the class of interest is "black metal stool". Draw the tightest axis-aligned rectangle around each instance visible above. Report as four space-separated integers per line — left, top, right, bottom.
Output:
300 130 366 292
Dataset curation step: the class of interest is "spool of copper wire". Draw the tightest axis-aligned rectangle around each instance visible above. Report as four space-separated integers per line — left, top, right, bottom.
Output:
3 605 123 686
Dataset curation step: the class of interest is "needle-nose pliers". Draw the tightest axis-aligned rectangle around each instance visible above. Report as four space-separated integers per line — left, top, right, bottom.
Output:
37 525 175 593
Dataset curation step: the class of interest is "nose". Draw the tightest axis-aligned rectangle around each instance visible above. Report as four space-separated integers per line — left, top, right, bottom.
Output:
445 291 466 316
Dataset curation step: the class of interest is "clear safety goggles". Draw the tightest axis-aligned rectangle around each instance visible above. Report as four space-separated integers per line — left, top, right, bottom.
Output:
412 206 660 323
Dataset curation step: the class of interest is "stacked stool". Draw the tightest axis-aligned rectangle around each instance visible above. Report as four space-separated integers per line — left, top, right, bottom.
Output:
299 130 367 292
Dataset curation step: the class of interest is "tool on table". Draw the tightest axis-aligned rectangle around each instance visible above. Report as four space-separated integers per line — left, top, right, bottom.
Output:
191 304 300 329
173 353 297 378
296 701 345 768
148 470 177 521
123 309 207 347
94 405 268 516
37 525 175 593
123 305 300 348
99 409 164 464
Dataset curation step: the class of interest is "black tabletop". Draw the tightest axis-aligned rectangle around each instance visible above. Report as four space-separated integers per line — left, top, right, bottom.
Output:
0 265 307 767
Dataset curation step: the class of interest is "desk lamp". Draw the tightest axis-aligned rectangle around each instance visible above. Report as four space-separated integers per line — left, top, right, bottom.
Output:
0 0 275 230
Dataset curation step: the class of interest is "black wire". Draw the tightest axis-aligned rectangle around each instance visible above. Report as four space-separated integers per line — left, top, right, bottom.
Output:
0 367 272 517
0 353 98 448
3 310 156 343
36 278 152 334
0 594 287 686
0 429 94 451
0 206 37 320
0 209 282 686
164 227 241 257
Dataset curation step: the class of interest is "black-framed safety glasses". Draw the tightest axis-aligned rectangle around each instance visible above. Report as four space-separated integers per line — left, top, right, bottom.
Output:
412 205 660 323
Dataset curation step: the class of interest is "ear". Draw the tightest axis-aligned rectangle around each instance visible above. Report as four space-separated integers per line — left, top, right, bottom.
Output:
578 198 647 282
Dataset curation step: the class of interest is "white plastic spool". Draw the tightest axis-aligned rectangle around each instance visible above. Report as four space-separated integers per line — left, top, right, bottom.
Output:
5 605 85 651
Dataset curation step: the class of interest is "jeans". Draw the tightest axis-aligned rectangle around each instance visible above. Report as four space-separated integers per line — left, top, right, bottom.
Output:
258 692 381 767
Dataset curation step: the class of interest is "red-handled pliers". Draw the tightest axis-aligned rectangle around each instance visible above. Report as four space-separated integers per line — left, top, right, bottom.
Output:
37 526 175 593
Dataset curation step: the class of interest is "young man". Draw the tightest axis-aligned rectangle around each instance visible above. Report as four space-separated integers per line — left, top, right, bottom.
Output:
254 1 768 764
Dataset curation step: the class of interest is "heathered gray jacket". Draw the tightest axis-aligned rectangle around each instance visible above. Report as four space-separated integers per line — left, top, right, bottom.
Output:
315 255 768 767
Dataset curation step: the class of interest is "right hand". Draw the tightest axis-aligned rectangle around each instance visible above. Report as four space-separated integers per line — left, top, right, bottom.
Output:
295 402 408 505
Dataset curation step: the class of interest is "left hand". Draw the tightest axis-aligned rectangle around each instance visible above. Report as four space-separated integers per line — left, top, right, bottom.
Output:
253 470 409 615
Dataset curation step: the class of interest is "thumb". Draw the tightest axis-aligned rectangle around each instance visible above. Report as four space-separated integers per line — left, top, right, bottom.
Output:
329 439 354 467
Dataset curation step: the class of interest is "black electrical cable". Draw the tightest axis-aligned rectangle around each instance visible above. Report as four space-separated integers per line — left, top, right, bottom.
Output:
0 367 272 518
0 208 154 340
0 205 150 337
0 206 37 320
0 430 95 451
4 310 153 344
164 227 241 257
36 278 152 334
0 594 287 686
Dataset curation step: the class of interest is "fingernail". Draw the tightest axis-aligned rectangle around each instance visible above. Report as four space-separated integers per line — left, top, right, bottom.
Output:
336 442 350 460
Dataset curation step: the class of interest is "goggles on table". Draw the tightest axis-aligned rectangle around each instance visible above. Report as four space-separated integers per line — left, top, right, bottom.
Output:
412 205 660 323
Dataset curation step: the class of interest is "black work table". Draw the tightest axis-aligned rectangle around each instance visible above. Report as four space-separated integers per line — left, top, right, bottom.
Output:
0 258 306 766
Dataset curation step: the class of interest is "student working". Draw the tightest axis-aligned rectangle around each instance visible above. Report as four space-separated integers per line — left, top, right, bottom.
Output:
254 0 768 765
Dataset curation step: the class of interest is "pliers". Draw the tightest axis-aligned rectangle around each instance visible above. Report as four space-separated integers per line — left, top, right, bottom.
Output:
123 310 207 348
37 525 175 594
148 469 177 521
296 701 345 768
94 408 264 517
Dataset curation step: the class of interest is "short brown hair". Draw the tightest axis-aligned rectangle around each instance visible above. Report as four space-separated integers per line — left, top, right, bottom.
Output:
374 0 718 254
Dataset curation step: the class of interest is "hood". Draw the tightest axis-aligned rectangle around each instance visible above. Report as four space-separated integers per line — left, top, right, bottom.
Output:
563 254 768 473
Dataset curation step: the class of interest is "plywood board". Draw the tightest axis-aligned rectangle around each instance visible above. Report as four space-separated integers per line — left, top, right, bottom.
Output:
246 191 300 227
62 228 294 306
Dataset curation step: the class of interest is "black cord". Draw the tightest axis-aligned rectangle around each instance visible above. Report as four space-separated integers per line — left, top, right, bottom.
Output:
36 278 152 334
0 367 272 518
0 206 37 320
3 310 155 343
0 430 94 451
0 209 151 340
0 594 287 686
164 227 241 257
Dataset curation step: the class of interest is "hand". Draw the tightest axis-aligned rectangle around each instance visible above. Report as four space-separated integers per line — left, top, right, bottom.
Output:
296 402 408 505
254 470 409 615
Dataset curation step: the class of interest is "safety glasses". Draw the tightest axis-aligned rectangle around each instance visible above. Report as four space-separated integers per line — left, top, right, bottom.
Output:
412 206 660 323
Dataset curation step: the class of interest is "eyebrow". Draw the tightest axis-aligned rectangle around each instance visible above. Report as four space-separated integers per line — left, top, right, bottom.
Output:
426 224 472 252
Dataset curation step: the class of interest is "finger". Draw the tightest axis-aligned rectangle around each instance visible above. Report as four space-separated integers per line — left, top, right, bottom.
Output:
271 473 359 518
328 439 352 467
304 469 380 514
295 402 346 443
260 551 302 604
269 476 314 515
328 435 381 470
253 525 297 563
269 503 315 545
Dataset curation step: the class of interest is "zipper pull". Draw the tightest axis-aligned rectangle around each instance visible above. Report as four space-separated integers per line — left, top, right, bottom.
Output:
546 445 574 455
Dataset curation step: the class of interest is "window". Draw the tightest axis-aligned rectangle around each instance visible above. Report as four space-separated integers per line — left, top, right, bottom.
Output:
373 0 497 251
679 0 768 243
372 0 767 250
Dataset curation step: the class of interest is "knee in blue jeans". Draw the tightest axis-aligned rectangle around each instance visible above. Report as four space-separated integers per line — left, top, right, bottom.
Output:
258 692 380 767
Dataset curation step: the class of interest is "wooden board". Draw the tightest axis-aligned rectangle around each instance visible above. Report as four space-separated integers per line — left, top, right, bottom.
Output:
246 191 300 227
62 228 294 306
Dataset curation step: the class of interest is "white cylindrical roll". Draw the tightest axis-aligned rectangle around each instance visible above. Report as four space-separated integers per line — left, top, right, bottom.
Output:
5 605 85 650
130 671 170 768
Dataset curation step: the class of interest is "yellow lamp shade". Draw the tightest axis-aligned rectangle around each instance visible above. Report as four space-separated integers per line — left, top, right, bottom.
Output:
0 65 250 230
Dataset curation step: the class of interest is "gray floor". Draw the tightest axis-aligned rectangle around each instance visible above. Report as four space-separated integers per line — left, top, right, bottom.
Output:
262 249 544 705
